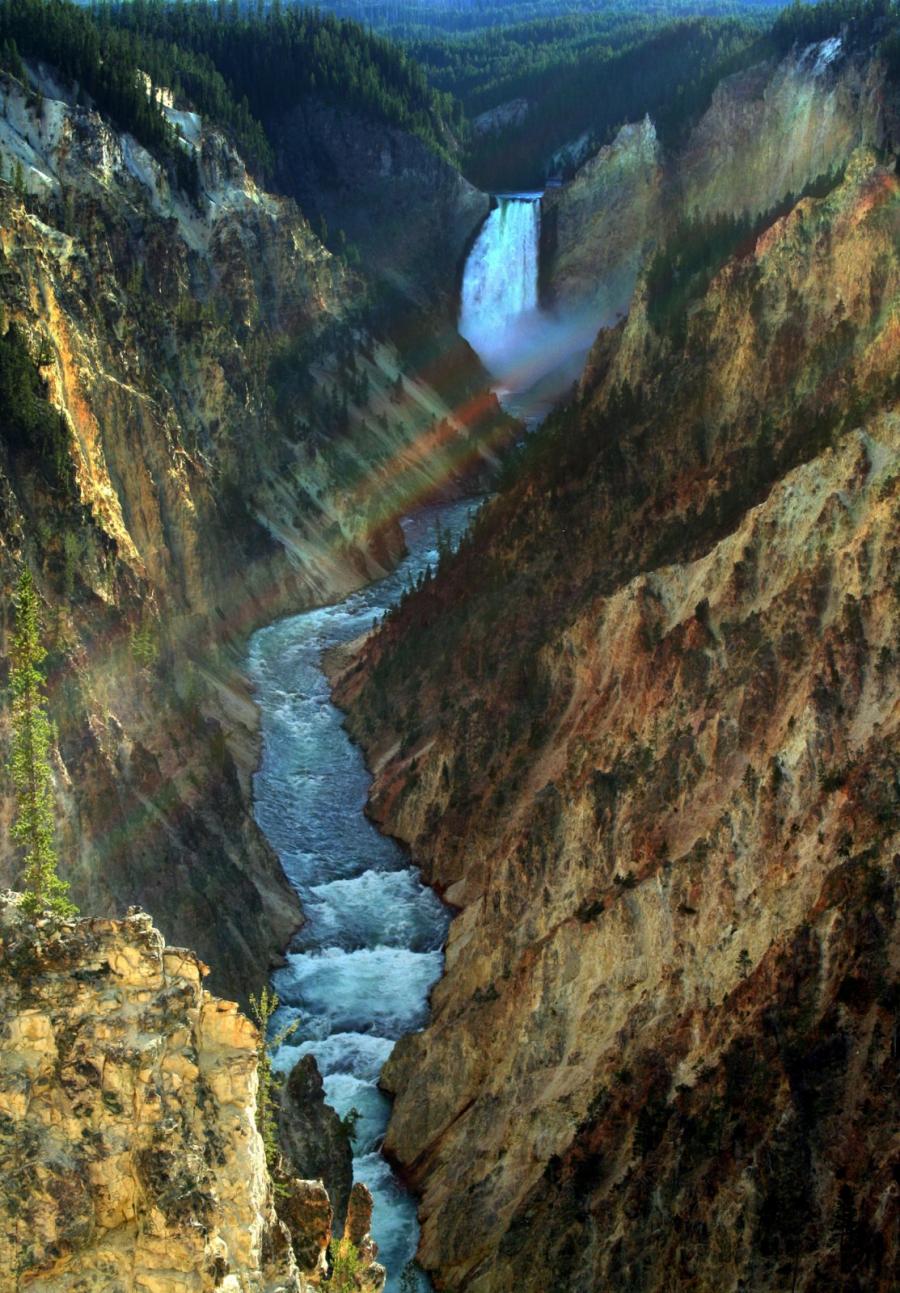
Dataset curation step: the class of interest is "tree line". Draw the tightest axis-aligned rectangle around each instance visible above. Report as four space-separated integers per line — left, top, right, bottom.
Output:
0 0 465 190
102 0 463 163
432 0 900 189
6 0 897 197
0 0 201 196
454 15 768 188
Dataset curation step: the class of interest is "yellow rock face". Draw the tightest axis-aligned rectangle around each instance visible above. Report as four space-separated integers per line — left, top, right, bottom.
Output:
0 897 306 1292
543 43 885 324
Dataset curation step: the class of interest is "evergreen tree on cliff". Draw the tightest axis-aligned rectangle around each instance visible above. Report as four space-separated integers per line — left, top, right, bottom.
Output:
10 567 74 917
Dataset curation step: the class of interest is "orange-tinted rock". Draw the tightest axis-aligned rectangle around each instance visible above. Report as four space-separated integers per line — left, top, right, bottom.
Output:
338 150 900 1292
345 1181 375 1249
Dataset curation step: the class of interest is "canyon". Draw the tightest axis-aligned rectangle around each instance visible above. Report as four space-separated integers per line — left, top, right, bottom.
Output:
0 8 898 1293
0 65 508 1005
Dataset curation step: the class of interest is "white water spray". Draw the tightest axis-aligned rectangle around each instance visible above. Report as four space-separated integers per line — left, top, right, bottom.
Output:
249 503 477 1293
459 194 541 378
460 192 594 424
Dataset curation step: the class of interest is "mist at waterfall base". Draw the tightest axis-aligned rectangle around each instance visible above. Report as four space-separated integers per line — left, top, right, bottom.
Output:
249 502 477 1293
459 194 597 425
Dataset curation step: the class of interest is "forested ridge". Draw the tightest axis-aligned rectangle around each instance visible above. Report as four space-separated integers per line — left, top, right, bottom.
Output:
414 0 900 187
317 0 900 187
0 0 202 193
312 0 773 186
3 1 900 198
456 17 767 187
0 0 462 187
314 0 785 38
7 0 900 196
104 0 463 160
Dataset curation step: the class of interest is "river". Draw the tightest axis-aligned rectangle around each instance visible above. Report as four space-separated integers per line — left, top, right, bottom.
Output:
249 501 477 1291
249 187 587 1290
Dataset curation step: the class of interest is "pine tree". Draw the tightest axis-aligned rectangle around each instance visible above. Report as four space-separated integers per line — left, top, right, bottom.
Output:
248 985 297 1176
328 1237 364 1293
9 567 74 918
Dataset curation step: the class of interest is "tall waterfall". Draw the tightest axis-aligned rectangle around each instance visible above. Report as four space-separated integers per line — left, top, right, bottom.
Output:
459 194 541 379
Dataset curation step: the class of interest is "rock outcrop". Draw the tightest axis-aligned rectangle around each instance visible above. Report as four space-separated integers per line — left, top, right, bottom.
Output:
334 150 900 1290
0 893 319 1291
540 115 661 321
343 1184 385 1290
277 1055 353 1228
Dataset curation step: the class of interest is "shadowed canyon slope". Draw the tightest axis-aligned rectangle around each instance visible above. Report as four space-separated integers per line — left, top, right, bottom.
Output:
334 144 900 1291
274 98 489 309
0 67 508 1003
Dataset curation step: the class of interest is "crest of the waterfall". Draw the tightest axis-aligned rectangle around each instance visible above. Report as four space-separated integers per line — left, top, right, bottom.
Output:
459 195 541 376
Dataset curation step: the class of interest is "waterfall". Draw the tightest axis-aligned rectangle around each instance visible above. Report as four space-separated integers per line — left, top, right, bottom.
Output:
459 190 596 426
459 194 541 378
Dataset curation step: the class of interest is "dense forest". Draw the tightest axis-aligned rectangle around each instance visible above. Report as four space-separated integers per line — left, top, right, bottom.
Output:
1 0 462 187
444 0 900 188
408 9 757 113
317 0 900 187
452 16 767 187
310 0 774 186
103 0 463 162
314 0 786 38
0 0 202 194
769 0 898 49
5 0 900 194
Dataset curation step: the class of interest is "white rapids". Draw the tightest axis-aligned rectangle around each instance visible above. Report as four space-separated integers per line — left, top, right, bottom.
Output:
249 501 477 1293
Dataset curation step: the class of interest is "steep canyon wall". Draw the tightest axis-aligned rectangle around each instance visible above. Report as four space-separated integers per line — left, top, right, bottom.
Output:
336 145 900 1291
542 39 889 325
0 68 506 1003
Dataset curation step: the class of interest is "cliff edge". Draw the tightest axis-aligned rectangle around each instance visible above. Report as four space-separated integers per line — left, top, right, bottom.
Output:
0 892 384 1292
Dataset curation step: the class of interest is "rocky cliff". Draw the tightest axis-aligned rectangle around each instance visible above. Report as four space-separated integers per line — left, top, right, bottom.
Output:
542 37 889 321
540 115 661 322
334 148 900 1290
0 65 511 1003
274 98 489 310
0 891 388 1292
